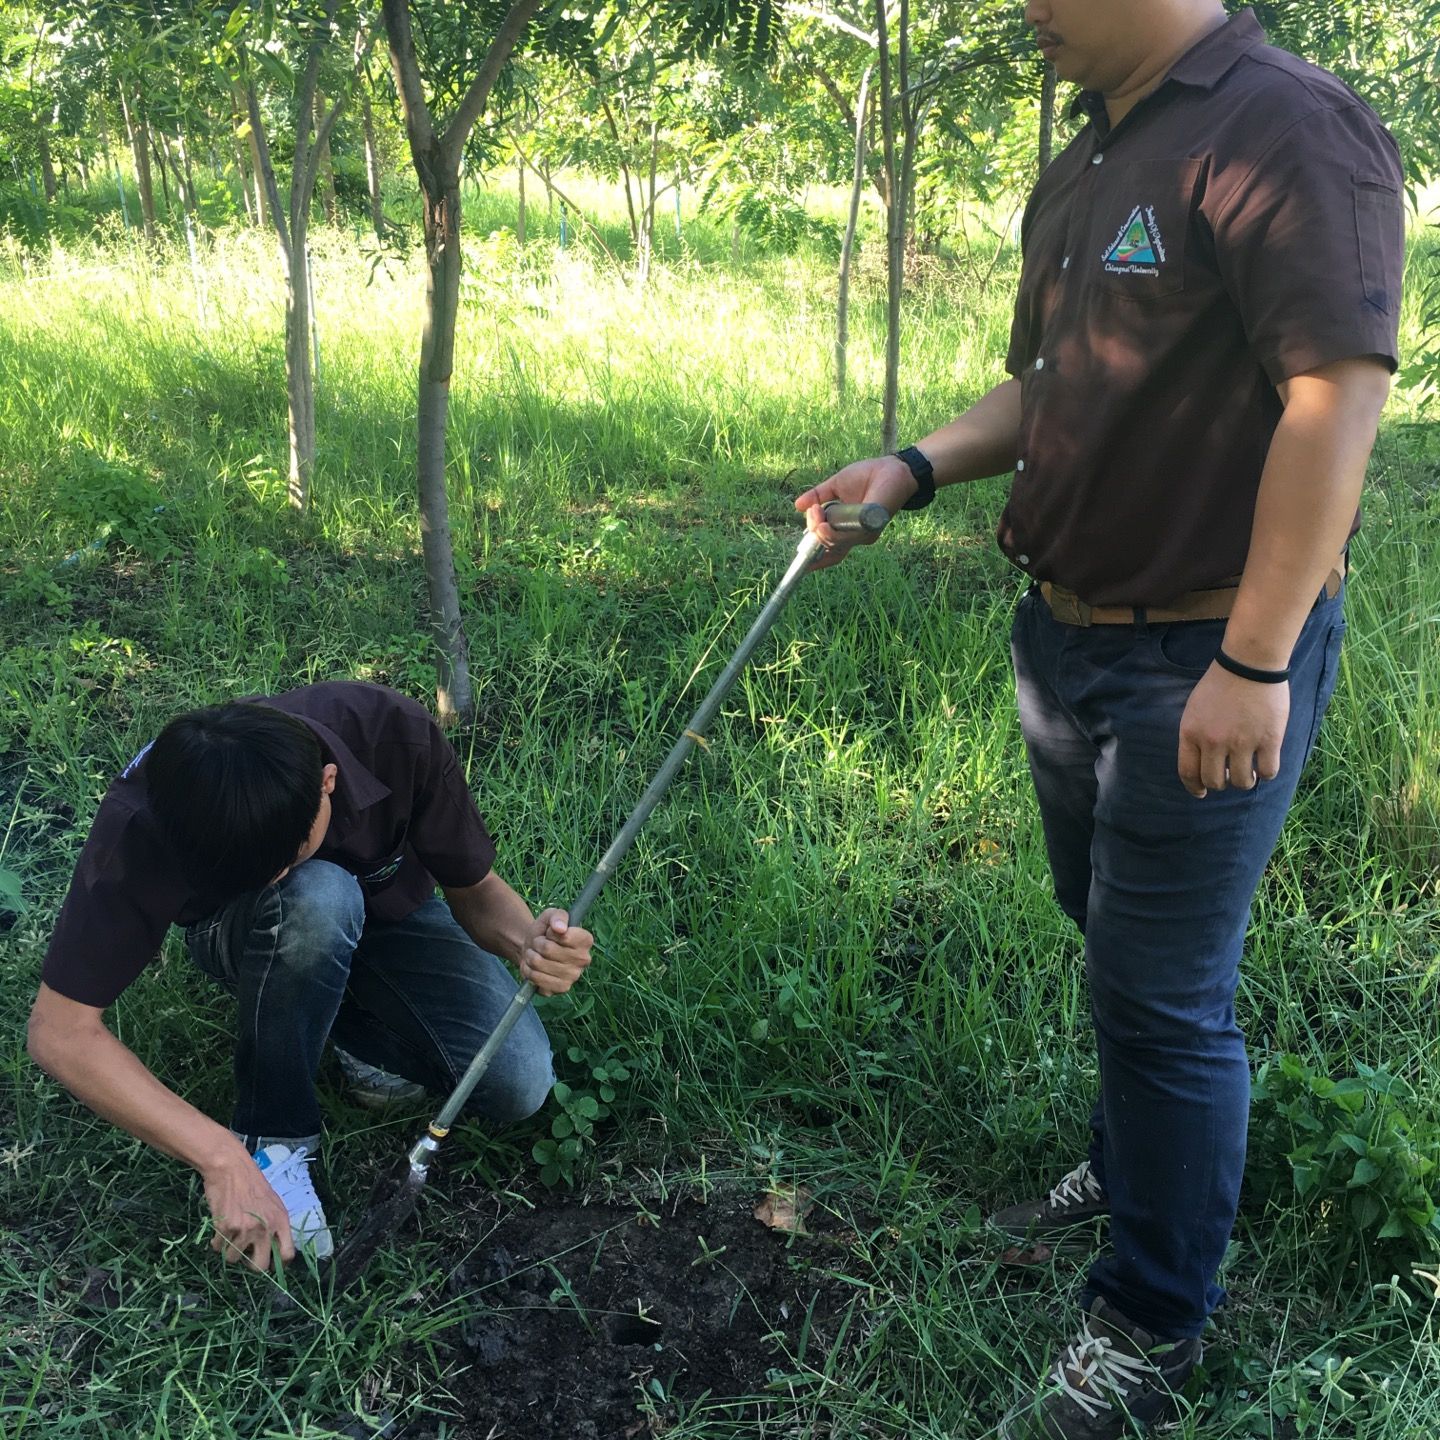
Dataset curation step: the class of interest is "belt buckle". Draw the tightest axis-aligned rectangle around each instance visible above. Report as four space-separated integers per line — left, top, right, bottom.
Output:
1050 588 1093 626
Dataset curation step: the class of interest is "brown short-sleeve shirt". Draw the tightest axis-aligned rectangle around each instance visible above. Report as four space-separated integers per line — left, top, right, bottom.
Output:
43 681 498 1008
999 9 1404 606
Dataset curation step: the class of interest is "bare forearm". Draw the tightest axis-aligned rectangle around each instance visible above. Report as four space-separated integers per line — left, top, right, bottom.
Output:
915 378 1022 489
1226 364 1388 668
29 1005 245 1176
444 870 533 966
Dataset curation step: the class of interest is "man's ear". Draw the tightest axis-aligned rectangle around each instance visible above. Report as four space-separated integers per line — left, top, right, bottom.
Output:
321 763 338 795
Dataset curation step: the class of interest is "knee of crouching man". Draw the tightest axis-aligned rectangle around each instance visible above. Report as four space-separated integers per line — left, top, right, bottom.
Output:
478 1046 556 1125
275 859 364 958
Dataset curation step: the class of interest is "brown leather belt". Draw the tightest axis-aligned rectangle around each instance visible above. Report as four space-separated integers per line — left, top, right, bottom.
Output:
1039 564 1345 627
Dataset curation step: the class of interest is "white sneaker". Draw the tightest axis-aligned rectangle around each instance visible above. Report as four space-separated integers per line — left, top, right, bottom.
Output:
334 1046 425 1109
254 1144 334 1260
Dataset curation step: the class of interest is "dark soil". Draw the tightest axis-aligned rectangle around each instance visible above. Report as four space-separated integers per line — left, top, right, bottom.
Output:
408 1180 871 1440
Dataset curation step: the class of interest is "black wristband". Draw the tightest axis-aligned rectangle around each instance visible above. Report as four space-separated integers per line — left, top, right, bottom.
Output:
895 446 936 511
1216 648 1291 684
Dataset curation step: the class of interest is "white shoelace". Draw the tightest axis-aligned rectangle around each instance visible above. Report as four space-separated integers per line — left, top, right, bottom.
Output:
1048 1159 1104 1211
260 1145 323 1222
1050 1320 1156 1420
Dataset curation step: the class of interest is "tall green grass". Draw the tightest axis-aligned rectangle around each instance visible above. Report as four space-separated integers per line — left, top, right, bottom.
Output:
0 190 1437 1437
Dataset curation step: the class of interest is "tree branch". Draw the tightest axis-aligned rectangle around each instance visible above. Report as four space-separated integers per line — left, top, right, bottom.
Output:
441 0 548 160
302 18 381 200
807 54 856 133
381 0 438 180
900 43 1026 102
245 78 292 258
784 2 876 47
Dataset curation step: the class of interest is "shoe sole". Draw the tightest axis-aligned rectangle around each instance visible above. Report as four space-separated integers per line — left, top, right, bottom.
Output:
986 1212 1110 1246
347 1087 426 1112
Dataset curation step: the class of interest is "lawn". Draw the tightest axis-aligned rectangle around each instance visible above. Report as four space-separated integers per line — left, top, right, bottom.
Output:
1 184 1438 1438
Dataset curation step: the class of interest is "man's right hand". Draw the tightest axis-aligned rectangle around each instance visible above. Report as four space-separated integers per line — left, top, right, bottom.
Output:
794 455 919 569
204 1150 295 1270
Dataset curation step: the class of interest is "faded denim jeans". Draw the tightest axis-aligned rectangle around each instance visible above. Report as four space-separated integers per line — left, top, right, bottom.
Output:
1011 581 1346 1339
186 860 555 1151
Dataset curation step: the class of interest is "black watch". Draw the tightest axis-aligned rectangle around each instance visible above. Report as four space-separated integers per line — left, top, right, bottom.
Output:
895 445 935 511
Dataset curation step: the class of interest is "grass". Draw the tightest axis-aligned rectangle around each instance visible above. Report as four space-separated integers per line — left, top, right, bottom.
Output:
0 175 1438 1438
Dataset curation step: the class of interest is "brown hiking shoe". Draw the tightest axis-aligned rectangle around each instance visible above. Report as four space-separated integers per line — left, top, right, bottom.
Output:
999 1295 1202 1439
989 1160 1109 1241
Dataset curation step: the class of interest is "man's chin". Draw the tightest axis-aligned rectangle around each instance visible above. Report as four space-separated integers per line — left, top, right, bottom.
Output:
1044 49 1082 82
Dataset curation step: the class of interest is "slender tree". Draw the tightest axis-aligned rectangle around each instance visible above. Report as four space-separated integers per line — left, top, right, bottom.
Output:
223 0 372 509
382 0 548 723
835 62 871 398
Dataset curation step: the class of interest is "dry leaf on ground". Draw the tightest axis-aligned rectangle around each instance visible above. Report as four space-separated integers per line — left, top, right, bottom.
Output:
999 1242 1054 1267
754 1187 812 1235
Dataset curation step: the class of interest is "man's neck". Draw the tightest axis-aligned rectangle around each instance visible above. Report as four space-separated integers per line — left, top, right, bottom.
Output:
1104 6 1228 129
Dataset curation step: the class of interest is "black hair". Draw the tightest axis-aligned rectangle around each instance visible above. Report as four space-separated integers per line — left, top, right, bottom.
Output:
144 702 324 894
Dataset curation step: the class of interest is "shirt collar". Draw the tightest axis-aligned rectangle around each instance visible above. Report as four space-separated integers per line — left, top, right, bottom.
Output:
1167 7 1264 89
297 714 390 821
1069 8 1265 123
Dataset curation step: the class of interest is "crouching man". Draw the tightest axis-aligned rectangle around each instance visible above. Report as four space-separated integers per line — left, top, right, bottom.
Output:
27 680 592 1269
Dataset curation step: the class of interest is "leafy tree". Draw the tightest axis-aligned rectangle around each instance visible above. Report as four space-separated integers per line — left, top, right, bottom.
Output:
212 0 377 510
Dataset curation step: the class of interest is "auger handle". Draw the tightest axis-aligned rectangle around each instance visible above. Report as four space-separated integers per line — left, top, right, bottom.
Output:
821 501 891 534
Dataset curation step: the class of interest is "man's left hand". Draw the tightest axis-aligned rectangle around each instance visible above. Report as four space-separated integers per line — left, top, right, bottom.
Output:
1178 665 1290 798
519 909 594 996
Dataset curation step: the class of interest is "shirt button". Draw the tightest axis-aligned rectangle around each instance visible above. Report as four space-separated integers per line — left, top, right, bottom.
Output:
1016 460 1026 472
1017 554 1031 565
1034 358 1045 371
1092 152 1104 165
1062 256 1071 269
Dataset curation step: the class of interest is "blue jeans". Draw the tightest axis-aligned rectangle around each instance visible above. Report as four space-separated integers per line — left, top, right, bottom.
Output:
1011 584 1346 1340
186 860 555 1150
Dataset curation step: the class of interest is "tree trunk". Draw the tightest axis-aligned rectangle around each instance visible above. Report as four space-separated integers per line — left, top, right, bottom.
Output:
836 65 872 400
599 95 640 254
286 218 317 509
516 145 526 245
875 2 902 453
150 132 173 211
383 0 545 723
178 132 199 213
120 88 158 245
361 88 384 240
416 170 473 722
317 93 338 222
37 130 57 202
641 114 658 282
245 62 337 512
1038 62 1057 174
233 136 255 223
235 83 268 227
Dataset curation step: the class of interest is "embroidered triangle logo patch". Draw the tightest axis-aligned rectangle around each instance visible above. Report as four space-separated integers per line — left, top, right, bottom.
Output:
1105 206 1158 266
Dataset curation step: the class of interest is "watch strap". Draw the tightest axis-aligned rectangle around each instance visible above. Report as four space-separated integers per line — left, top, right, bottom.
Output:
896 446 935 511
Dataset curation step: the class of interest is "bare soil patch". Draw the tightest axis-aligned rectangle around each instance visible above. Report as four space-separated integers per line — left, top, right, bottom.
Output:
402 1179 871 1439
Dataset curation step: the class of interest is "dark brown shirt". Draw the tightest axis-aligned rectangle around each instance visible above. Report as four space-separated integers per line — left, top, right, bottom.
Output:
999 9 1405 606
43 682 497 1008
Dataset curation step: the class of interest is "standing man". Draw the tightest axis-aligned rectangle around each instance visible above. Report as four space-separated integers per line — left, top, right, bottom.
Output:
796 4 1403 1436
28 681 593 1270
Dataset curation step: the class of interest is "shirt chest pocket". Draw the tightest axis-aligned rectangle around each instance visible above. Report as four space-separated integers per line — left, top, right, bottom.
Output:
355 824 409 892
1082 157 1202 301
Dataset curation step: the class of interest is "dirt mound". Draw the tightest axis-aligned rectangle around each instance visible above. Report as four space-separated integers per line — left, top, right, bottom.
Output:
411 1181 870 1439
